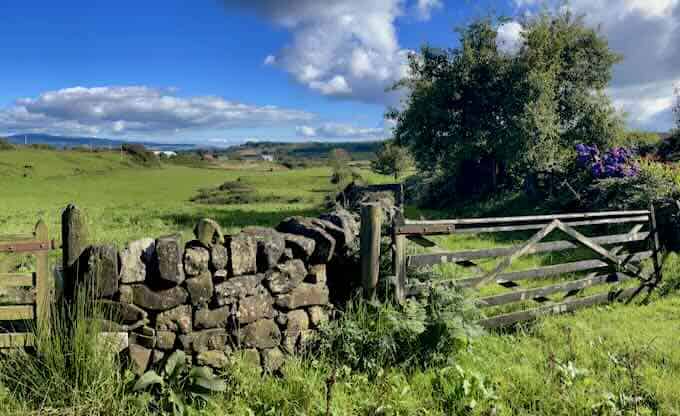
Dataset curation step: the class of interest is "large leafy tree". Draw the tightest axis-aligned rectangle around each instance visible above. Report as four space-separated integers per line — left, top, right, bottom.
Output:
388 11 623 193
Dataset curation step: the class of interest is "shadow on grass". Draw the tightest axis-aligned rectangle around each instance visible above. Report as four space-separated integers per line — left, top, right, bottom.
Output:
160 206 323 230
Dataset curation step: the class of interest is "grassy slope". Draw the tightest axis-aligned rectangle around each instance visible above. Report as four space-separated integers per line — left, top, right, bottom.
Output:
1 148 679 414
0 148 385 246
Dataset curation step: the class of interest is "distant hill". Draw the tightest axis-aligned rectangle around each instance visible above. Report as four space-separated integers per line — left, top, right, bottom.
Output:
5 133 197 151
222 141 383 161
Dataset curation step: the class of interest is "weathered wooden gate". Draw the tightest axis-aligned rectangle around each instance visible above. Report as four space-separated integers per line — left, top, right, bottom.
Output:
0 221 55 347
362 207 662 329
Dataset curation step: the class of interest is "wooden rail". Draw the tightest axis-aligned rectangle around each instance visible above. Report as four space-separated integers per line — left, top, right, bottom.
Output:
0 221 54 348
363 206 663 329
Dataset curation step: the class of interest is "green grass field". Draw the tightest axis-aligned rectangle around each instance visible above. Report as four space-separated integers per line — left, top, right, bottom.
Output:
1 148 679 415
0 148 387 245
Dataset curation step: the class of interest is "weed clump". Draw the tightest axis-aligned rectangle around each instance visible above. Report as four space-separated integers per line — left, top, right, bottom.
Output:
313 287 481 376
191 180 304 205
122 143 160 167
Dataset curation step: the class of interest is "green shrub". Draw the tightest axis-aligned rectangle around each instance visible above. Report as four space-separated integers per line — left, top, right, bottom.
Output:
0 137 14 151
658 252 680 296
616 131 663 155
586 160 680 210
122 143 160 167
330 168 362 188
655 131 680 161
314 288 481 376
29 143 56 150
167 152 208 168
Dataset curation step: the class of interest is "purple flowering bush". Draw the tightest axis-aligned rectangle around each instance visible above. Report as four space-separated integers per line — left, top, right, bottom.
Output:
573 144 680 210
536 143 678 210
575 144 639 179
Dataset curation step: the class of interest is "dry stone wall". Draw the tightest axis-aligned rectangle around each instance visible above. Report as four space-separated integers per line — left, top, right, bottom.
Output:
79 209 359 374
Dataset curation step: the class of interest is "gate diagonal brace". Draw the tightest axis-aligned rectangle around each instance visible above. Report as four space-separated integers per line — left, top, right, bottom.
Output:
472 220 561 289
554 221 642 277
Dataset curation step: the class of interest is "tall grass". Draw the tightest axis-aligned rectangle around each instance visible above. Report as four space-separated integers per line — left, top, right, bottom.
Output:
0 283 144 416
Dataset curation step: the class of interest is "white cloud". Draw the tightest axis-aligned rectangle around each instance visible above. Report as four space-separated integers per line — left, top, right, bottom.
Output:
296 122 388 140
226 0 437 105
310 75 352 95
264 54 276 65
496 21 524 55
515 0 680 131
0 86 315 137
415 0 443 20
296 125 318 137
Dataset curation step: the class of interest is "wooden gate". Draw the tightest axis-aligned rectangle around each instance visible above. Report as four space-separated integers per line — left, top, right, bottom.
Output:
362 207 662 329
0 221 55 347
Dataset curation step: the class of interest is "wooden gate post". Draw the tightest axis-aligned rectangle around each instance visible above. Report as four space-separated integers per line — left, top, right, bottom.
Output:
61 204 88 295
34 220 52 334
392 213 407 303
360 204 382 300
649 202 662 285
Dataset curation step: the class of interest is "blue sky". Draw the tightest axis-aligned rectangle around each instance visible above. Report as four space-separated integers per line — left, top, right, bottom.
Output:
0 1 677 144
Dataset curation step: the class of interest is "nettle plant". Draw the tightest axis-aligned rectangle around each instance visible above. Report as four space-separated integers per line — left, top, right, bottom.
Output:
575 144 639 179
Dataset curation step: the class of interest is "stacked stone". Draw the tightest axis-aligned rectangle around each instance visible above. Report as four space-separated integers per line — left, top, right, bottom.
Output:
82 210 357 375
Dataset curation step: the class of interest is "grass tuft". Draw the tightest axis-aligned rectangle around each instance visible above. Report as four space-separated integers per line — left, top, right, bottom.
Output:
0 283 144 416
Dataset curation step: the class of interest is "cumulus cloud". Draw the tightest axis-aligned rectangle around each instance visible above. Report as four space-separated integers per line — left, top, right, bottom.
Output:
0 86 314 137
296 122 388 140
514 0 680 130
224 0 439 105
496 21 524 55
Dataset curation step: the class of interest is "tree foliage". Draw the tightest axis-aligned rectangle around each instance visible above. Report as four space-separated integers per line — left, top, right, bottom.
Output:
329 148 359 186
388 11 623 194
371 141 414 180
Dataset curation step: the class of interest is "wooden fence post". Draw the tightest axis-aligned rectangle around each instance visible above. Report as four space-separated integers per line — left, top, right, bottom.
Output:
392 213 407 303
360 204 382 300
649 203 662 285
62 204 88 296
34 220 51 334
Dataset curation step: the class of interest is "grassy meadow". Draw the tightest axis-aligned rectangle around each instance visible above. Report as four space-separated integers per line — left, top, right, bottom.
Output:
1 147 680 415
0 148 386 246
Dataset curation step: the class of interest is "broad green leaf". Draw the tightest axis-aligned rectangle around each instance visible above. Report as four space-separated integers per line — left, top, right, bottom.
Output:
188 366 214 380
193 376 227 393
132 370 163 391
165 350 187 379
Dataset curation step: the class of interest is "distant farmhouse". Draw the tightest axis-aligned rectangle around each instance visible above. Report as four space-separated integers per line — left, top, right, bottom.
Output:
235 148 275 162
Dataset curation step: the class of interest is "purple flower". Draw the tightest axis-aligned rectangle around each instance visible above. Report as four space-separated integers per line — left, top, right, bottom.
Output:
591 162 604 178
576 143 639 179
